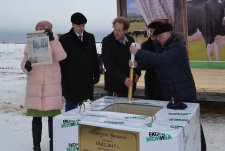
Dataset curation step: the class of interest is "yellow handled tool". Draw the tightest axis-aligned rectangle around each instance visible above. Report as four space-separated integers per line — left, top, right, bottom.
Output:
128 46 135 102
128 67 134 102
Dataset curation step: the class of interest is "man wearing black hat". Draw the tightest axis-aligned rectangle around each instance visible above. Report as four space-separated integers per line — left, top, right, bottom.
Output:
59 12 100 111
140 21 164 100
130 22 196 102
129 23 206 151
140 21 185 100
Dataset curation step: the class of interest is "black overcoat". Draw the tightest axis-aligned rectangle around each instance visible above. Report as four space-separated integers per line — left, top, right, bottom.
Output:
59 28 100 102
141 38 163 100
137 34 197 102
102 32 141 95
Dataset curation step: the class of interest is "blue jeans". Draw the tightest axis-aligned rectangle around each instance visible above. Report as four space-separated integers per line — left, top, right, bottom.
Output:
65 100 78 112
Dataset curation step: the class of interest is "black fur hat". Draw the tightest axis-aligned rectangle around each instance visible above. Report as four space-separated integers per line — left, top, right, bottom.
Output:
71 12 87 24
147 21 163 29
153 23 173 36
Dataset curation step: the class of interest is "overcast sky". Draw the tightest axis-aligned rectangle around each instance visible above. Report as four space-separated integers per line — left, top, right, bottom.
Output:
127 0 140 14
0 0 117 42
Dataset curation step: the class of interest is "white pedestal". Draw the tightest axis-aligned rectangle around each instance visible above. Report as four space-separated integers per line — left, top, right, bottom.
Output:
53 97 201 151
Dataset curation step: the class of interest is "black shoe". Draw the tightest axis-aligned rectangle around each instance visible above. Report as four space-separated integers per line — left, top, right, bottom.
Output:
33 147 41 151
48 117 53 151
49 140 53 151
32 117 42 151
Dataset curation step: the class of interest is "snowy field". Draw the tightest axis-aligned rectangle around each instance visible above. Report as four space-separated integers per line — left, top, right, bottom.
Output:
0 43 224 151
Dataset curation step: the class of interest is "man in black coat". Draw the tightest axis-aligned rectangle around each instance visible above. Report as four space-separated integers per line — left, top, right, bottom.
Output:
130 23 206 151
141 21 164 100
102 17 141 97
59 12 100 111
130 23 197 102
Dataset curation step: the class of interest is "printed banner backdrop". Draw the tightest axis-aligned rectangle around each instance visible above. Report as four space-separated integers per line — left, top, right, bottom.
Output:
126 0 225 67
127 0 147 46
187 0 225 64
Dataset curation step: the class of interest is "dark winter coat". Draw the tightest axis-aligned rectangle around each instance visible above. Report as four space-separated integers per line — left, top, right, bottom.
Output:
59 28 100 102
141 38 163 100
136 33 197 102
102 32 141 95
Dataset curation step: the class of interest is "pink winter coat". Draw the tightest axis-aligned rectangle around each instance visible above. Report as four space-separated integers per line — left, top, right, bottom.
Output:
21 35 67 111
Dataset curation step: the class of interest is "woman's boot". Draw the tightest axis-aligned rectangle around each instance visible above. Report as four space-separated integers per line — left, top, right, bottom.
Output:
32 117 42 151
48 117 53 151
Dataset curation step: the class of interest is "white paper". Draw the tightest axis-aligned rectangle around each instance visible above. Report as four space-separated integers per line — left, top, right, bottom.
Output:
27 31 52 66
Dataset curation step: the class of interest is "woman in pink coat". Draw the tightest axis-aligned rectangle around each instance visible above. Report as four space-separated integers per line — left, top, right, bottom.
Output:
21 20 67 151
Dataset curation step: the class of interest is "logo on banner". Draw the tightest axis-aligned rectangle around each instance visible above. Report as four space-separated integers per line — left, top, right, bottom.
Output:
61 120 79 128
125 115 149 120
146 132 172 142
86 114 107 118
146 123 152 128
66 143 78 151
170 125 183 129
132 102 151 105
102 121 125 125
169 118 189 123
168 113 191 116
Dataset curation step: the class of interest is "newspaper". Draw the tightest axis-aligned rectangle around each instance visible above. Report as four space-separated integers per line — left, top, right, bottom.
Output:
27 31 52 66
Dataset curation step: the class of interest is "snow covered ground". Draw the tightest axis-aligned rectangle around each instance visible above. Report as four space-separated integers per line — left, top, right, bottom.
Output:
0 43 224 151
0 44 49 151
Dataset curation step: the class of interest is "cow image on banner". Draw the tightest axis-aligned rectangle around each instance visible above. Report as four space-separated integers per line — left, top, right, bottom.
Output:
126 0 225 62
187 0 225 61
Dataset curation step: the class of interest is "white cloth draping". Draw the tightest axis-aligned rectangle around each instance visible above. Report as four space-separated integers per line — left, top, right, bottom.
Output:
135 0 175 25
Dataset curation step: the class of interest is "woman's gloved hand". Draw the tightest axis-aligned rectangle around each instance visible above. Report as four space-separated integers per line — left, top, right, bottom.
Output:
24 60 32 72
44 29 54 41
